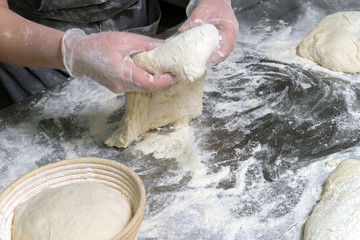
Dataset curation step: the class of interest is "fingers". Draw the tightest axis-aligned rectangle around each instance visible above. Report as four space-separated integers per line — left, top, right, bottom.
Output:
124 34 165 55
131 65 174 92
206 20 238 67
178 1 239 67
148 73 174 91
178 2 211 33
178 16 205 33
111 57 174 93
140 37 165 52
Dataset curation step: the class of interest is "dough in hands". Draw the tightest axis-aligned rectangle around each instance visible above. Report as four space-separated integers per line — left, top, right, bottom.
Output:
297 11 360 73
303 159 360 240
12 182 132 240
105 24 220 148
131 23 219 82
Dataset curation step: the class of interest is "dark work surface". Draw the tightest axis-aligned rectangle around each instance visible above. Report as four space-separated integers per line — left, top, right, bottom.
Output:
2 1 360 239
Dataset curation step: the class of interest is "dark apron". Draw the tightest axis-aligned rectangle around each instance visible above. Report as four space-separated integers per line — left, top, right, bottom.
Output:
0 0 161 110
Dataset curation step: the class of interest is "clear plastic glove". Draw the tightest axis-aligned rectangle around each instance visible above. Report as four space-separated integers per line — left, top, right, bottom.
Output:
179 0 239 68
61 29 174 93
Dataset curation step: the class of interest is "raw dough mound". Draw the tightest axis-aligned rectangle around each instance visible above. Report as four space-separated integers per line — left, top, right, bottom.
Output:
303 159 360 240
297 11 360 73
12 182 132 240
105 24 220 148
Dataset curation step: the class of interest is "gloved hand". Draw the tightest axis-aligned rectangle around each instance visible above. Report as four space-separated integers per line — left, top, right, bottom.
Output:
61 29 174 93
179 0 239 68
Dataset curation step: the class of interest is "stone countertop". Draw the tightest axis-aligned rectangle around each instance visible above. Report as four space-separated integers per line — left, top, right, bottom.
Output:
2 1 360 239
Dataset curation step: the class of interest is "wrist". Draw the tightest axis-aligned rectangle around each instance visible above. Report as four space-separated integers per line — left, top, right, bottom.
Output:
61 28 87 78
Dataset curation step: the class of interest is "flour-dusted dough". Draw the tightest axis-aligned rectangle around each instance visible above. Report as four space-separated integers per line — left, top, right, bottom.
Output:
105 74 205 148
132 24 219 82
105 24 220 148
303 159 360 240
297 11 360 73
12 182 132 240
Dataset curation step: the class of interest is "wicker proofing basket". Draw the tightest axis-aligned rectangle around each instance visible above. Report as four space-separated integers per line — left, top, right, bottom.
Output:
0 157 146 240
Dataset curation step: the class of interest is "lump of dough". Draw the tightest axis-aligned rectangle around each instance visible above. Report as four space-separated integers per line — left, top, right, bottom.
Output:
297 11 360 73
105 75 205 148
12 182 132 240
105 24 220 148
303 159 360 240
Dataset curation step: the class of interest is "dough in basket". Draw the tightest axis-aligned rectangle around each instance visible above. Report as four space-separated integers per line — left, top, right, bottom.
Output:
12 182 132 240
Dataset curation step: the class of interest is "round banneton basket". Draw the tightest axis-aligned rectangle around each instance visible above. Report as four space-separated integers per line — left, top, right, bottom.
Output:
0 157 146 240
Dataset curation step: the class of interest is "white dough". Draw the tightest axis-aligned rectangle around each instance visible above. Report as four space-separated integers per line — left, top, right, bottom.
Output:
12 182 132 240
131 23 220 82
105 75 205 148
105 24 220 148
303 159 360 240
297 11 360 73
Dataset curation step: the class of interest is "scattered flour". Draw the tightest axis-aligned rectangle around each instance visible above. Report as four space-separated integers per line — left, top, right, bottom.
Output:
135 122 229 187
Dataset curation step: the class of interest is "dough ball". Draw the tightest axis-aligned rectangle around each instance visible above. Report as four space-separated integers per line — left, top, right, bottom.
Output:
303 159 360 239
297 11 360 73
12 182 132 240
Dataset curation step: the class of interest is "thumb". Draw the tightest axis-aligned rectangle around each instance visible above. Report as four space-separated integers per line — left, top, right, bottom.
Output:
178 18 205 33
141 38 165 52
128 36 165 55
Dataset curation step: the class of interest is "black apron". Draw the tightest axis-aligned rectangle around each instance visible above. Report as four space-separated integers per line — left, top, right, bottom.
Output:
0 0 161 110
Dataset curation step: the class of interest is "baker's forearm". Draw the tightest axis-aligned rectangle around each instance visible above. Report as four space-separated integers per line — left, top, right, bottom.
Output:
0 1 175 93
0 3 64 69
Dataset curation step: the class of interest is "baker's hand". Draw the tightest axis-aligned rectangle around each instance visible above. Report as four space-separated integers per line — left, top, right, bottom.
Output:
61 29 173 93
179 0 239 68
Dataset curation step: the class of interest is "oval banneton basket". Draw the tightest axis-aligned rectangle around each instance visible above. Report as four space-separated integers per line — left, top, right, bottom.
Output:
0 157 146 240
